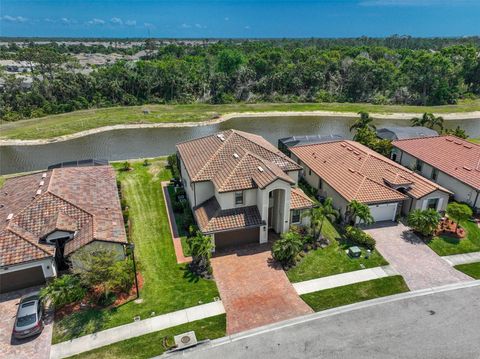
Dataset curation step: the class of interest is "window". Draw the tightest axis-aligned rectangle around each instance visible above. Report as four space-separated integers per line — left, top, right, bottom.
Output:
318 178 323 190
431 168 438 181
235 191 244 205
427 198 439 210
309 168 312 176
291 210 301 224
415 159 423 172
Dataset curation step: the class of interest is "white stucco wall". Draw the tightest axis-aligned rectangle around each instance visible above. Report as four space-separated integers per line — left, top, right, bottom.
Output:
413 190 449 212
0 257 57 279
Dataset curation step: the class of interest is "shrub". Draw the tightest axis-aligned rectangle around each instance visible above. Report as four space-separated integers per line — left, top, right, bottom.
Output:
187 232 214 277
40 274 86 309
122 161 131 171
143 159 150 167
446 202 473 233
272 230 303 266
407 209 441 237
345 225 376 250
167 154 179 178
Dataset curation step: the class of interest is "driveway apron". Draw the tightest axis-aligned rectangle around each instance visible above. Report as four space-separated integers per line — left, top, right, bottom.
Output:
211 243 313 335
365 223 472 290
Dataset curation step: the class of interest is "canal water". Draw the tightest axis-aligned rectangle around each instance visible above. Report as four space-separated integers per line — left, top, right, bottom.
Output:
1 115 479 175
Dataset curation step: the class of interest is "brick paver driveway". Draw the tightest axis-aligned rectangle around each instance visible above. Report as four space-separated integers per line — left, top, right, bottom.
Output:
211 243 313 335
0 287 53 359
365 222 472 290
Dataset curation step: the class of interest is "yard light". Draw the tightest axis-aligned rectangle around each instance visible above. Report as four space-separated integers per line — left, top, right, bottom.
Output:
128 243 140 299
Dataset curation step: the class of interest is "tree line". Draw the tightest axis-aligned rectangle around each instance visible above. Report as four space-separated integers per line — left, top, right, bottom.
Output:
1 38 479 121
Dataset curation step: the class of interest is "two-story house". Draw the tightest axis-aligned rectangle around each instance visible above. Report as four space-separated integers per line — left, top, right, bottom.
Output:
176 130 314 250
392 135 480 211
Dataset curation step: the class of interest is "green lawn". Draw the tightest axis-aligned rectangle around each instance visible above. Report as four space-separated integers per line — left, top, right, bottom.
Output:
301 276 409 312
469 138 480 144
166 185 192 257
427 220 480 256
1 99 479 140
454 262 480 279
69 315 226 359
53 159 219 343
286 220 388 283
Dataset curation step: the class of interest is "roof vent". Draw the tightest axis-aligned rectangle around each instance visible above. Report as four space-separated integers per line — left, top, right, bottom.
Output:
39 180 45 186
233 153 239 159
454 141 462 145
353 151 360 155
446 138 453 142
346 147 353 151
7 213 13 221
216 134 225 141
36 189 42 196
463 166 472 171
340 143 346 147
463 144 472 149
348 168 355 173
42 173 47 178
258 166 264 172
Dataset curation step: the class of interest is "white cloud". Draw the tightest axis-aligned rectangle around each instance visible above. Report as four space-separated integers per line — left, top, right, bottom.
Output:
88 18 105 25
125 20 136 26
181 23 191 28
1 15 28 23
61 17 75 24
224 17 229 21
110 17 123 25
244 25 251 29
144 22 155 29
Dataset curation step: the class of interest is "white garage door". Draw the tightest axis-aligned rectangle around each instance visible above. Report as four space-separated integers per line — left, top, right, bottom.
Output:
368 203 398 222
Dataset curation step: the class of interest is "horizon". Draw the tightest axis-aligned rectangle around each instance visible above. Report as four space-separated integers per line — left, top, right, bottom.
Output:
1 0 480 38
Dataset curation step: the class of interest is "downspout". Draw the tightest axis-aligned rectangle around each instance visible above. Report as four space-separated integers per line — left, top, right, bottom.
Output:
194 182 197 207
474 191 479 213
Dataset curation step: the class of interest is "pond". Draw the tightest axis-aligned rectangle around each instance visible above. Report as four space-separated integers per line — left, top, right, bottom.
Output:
1 115 479 175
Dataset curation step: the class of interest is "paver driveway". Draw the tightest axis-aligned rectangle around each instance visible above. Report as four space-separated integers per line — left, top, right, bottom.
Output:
365 222 472 290
211 243 313 335
0 287 53 359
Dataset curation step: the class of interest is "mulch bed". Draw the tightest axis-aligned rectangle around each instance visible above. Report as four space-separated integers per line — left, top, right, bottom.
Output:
55 272 144 320
435 218 466 239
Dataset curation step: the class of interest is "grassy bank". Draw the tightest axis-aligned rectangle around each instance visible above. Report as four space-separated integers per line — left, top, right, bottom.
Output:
53 159 218 343
301 276 409 312
69 314 226 359
1 100 479 140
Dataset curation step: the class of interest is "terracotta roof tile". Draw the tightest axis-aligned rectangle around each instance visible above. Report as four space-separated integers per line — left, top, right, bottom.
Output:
177 130 300 192
290 188 315 210
194 197 263 233
291 140 451 205
393 135 480 190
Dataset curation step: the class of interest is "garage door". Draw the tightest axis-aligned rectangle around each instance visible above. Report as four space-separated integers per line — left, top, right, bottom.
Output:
214 227 260 250
368 203 398 222
0 266 45 294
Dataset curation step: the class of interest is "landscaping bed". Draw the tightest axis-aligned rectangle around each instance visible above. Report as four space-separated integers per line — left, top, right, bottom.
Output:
68 314 226 359
286 220 388 283
454 262 480 279
167 185 193 257
428 220 480 256
301 276 409 312
52 159 219 343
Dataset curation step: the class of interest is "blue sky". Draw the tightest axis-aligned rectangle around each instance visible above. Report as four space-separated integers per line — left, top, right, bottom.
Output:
1 0 479 38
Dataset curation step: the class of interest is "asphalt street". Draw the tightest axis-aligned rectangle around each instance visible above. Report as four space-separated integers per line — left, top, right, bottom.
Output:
162 282 480 359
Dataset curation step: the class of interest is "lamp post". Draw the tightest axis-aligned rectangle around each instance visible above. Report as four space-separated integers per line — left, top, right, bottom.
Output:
128 243 139 299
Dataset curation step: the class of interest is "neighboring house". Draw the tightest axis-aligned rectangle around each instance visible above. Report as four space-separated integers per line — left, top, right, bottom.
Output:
176 129 315 250
0 165 127 293
392 135 480 211
278 134 344 156
289 140 452 223
376 126 438 141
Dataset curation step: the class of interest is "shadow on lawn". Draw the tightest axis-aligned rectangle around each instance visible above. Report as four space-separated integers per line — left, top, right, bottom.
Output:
55 308 109 342
180 265 201 283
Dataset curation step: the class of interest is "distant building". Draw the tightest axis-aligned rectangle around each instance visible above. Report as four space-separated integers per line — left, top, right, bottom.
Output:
278 134 344 155
376 126 438 141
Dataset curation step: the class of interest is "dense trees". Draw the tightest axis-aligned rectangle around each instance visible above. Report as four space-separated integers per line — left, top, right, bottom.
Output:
1 38 479 121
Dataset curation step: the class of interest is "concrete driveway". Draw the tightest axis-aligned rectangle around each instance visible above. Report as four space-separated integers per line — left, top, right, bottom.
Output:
365 222 472 290
0 287 53 359
211 243 312 335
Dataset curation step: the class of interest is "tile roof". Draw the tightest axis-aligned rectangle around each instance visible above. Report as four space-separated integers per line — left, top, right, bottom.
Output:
0 166 127 267
291 140 451 205
177 129 300 192
393 135 480 190
193 197 264 233
290 188 316 210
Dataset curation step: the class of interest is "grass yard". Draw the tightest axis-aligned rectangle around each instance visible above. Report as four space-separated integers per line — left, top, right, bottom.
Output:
1 99 479 140
427 220 480 256
454 262 480 279
286 220 388 283
52 159 219 343
69 314 226 359
468 138 480 144
301 276 409 312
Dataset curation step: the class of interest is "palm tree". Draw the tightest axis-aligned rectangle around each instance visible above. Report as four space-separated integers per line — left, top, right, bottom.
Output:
346 200 374 227
411 113 444 132
188 232 214 273
40 274 86 309
350 111 376 132
272 230 303 266
305 198 339 240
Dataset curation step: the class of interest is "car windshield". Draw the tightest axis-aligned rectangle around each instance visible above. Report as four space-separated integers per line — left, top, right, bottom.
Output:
17 314 37 327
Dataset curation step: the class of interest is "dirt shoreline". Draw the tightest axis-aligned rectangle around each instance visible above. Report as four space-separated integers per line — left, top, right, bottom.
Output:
1 110 479 146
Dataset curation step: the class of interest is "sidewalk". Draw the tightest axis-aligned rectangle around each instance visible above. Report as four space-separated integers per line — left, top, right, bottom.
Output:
442 251 480 266
161 181 192 264
293 265 397 295
49 301 225 359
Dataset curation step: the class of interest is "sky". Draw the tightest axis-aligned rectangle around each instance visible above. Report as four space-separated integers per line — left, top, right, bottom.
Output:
0 0 479 38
